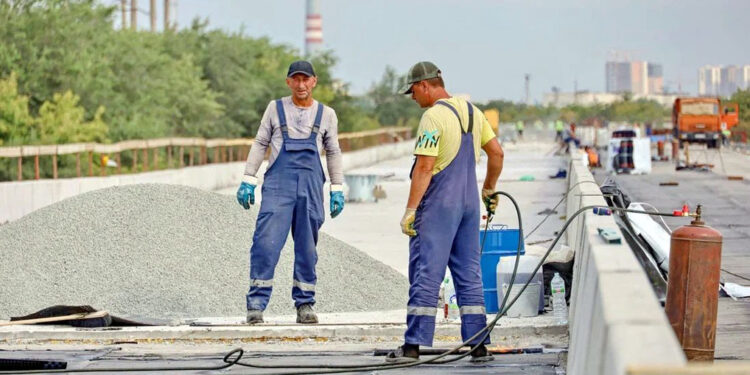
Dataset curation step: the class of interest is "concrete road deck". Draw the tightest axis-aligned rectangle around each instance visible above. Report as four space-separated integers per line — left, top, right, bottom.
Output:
0 140 570 374
603 148 750 361
320 141 568 276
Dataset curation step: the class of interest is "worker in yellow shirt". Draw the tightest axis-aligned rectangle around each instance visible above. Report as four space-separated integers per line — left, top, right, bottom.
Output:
386 61 505 363
555 120 564 141
516 120 524 139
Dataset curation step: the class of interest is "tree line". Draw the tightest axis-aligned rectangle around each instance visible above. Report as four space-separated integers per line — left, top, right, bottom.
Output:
7 0 744 157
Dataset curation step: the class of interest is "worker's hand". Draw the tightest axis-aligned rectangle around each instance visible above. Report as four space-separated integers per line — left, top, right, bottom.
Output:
400 208 417 237
482 188 498 215
330 185 345 218
236 176 257 209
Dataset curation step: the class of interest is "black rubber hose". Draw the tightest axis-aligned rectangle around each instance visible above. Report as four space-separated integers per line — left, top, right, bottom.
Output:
0 349 244 374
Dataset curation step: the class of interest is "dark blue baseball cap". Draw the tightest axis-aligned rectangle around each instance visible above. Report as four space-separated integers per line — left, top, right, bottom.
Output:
287 60 316 77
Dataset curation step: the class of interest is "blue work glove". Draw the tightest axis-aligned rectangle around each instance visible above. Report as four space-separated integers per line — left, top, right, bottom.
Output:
330 185 345 218
236 176 257 210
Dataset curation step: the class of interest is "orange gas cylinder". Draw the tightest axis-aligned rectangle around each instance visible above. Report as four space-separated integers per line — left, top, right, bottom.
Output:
665 205 722 361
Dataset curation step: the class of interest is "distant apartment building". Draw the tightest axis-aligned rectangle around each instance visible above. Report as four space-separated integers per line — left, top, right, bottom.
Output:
698 65 750 97
606 62 632 93
606 60 663 95
647 64 664 95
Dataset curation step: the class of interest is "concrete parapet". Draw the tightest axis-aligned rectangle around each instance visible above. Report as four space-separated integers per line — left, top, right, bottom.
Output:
565 146 686 374
0 141 415 223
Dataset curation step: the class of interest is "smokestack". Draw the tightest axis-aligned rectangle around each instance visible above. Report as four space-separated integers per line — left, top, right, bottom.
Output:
305 0 322 56
150 0 156 31
130 0 137 30
524 74 531 105
121 0 127 29
164 0 171 31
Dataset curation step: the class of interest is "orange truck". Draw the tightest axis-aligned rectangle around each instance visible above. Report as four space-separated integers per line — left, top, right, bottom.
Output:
672 97 739 148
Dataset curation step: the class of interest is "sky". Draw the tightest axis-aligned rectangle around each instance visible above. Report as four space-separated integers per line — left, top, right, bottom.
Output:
120 0 750 103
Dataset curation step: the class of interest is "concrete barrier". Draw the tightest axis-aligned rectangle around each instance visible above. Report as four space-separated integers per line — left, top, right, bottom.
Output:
0 140 415 223
565 147 686 374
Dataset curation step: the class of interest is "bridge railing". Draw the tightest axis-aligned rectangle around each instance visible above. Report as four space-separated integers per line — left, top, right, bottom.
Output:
0 127 412 181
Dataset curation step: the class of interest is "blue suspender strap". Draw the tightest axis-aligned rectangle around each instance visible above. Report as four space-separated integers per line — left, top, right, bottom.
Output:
436 101 472 134
275 99 288 135
311 103 324 135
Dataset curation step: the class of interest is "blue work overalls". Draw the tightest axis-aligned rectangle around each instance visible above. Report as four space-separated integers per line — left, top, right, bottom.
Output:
405 100 489 347
246 100 326 311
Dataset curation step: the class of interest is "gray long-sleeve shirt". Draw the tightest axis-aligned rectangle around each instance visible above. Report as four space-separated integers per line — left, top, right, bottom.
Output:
243 96 344 185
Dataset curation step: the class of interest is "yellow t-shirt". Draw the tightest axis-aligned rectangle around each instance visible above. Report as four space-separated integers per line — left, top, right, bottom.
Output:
413 97 497 175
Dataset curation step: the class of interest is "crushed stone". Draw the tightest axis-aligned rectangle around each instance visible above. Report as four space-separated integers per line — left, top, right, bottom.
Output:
0 184 408 321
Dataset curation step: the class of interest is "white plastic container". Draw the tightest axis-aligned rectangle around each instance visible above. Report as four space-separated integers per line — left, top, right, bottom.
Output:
497 255 544 317
501 282 541 318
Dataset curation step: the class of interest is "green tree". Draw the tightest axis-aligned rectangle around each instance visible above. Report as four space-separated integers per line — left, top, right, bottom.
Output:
0 0 390 154
0 72 34 145
367 66 422 128
729 89 750 130
36 90 107 144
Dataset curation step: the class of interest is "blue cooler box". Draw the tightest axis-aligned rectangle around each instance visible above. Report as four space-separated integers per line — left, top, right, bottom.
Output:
479 226 524 313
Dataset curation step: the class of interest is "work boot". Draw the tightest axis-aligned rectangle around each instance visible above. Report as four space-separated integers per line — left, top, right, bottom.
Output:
296 303 318 324
246 309 263 324
469 344 494 363
385 344 419 363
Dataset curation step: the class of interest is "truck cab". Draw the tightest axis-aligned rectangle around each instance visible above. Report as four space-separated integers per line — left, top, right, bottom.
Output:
672 97 725 148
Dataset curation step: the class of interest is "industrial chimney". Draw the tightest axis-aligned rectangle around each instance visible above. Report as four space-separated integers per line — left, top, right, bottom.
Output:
305 0 323 56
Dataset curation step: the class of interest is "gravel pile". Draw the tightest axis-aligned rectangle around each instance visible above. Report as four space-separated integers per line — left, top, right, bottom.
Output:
0 184 408 320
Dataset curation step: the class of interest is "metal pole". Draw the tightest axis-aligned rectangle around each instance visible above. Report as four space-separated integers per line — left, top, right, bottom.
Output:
87 151 93 177
163 0 170 31
121 0 128 29
142 148 149 171
150 0 156 31
524 74 530 105
52 154 58 179
130 0 137 31
34 155 40 180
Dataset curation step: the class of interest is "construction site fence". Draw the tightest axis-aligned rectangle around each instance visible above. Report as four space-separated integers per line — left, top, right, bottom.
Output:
0 127 412 181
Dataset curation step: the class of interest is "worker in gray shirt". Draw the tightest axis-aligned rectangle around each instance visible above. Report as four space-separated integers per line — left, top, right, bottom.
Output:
236 60 345 325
